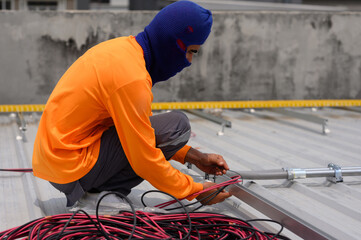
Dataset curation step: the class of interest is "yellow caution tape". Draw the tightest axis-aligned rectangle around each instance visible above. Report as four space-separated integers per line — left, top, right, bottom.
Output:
151 100 361 110
0 104 45 112
0 100 360 112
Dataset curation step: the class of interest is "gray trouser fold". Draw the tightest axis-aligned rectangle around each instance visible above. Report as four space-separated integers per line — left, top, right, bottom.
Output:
50 110 191 207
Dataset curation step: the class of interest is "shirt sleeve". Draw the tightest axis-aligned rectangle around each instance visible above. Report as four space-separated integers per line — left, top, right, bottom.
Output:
171 145 191 164
106 80 203 199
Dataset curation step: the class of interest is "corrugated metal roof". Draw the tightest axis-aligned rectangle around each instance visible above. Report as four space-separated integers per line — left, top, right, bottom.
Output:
1 107 360 239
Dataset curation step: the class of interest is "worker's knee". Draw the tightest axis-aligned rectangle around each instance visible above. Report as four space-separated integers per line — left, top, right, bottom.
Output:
171 110 191 133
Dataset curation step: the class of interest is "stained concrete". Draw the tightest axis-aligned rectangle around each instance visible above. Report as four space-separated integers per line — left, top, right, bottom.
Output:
0 11 360 104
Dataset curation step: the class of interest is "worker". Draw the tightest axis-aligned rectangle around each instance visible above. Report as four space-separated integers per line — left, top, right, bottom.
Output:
32 0 232 208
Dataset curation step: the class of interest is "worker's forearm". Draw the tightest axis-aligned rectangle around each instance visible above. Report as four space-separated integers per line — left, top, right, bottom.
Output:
184 147 208 165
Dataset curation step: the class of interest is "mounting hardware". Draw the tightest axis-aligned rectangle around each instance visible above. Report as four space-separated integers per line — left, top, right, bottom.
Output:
322 121 330 135
187 162 192 169
217 122 226 136
204 173 210 180
9 112 28 142
213 174 217 182
327 163 343 183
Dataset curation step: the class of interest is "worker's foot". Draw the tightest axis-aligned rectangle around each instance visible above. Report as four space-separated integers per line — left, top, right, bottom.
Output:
69 191 129 214
68 192 98 214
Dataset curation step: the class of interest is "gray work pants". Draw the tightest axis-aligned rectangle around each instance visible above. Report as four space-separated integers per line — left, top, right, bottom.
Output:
50 110 191 207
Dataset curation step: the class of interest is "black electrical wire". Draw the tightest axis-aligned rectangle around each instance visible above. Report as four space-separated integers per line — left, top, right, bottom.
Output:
157 185 227 212
246 219 285 240
96 192 136 240
1 217 41 239
139 190 193 240
140 179 234 213
1 184 290 240
1 212 290 240
191 185 228 212
55 209 103 240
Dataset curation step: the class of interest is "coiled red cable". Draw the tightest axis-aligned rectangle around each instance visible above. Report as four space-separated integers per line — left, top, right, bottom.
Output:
0 211 288 240
0 176 290 240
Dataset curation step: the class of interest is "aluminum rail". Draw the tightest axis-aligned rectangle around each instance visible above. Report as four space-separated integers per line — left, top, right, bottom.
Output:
231 164 361 182
267 108 330 134
186 109 232 128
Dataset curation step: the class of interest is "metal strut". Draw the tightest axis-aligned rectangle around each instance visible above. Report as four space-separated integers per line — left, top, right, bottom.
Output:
224 163 359 183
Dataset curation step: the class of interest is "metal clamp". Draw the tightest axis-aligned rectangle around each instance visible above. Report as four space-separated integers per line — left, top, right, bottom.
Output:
327 163 343 183
204 173 210 180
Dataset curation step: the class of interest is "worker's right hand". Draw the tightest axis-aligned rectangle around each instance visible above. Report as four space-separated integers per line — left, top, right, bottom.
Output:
196 181 232 205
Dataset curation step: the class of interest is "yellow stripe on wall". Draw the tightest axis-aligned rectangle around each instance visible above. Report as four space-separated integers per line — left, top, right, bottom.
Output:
1 100 361 112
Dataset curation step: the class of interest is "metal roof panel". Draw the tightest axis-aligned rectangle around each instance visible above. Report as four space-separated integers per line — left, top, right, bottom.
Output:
1 107 360 239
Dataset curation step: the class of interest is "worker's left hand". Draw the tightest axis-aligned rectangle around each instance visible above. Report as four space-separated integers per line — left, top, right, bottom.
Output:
196 153 229 175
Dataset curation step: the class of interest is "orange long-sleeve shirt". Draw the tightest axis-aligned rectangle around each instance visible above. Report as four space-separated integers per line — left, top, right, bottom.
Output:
32 36 203 199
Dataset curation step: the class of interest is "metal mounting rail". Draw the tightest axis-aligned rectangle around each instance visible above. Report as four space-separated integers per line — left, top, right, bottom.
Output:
186 109 231 135
217 173 334 240
337 107 361 114
267 108 330 134
230 164 361 183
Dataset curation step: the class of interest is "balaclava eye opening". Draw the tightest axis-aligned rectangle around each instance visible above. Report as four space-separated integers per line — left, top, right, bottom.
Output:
136 0 213 86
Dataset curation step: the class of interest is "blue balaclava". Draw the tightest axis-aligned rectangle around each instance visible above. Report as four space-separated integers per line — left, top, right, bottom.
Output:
136 0 213 86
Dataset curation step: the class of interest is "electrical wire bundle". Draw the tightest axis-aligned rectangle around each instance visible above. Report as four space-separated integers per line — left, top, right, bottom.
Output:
144 176 243 212
0 211 289 240
0 175 290 240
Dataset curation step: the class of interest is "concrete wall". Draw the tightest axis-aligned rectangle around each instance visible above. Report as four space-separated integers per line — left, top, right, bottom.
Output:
0 11 361 104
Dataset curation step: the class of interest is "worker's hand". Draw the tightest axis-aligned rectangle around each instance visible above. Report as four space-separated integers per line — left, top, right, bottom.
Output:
196 181 232 205
184 148 229 176
196 153 229 176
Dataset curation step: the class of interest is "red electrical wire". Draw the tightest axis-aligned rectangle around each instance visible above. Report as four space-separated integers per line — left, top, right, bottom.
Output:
0 211 288 240
0 168 33 172
154 175 242 209
0 175 289 239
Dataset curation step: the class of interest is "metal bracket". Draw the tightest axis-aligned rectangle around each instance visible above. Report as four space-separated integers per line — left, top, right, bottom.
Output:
322 121 330 135
327 163 343 183
9 112 28 142
217 122 227 136
17 112 27 132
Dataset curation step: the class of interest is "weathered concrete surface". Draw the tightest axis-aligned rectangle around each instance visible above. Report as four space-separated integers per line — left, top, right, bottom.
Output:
0 11 361 104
